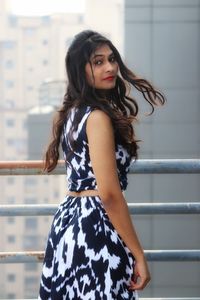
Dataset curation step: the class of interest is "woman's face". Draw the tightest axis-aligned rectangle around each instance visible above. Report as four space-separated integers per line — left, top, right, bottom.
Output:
85 44 118 90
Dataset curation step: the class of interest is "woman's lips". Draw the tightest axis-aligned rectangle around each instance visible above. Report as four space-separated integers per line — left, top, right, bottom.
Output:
103 76 115 81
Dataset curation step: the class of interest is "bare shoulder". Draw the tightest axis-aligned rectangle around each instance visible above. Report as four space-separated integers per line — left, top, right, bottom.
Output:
86 108 121 199
87 109 112 128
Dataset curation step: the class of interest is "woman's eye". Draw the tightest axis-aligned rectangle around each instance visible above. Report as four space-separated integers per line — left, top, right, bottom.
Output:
110 56 116 62
94 60 102 65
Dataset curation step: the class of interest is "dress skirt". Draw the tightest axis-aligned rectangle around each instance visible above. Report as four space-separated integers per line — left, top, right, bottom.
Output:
38 195 138 300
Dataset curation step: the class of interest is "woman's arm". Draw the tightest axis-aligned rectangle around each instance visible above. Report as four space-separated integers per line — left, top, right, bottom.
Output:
86 109 150 290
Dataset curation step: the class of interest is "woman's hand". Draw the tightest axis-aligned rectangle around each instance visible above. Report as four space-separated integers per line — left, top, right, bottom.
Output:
129 256 151 290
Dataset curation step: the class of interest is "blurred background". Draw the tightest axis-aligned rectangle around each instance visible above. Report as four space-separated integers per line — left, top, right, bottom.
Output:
0 0 199 298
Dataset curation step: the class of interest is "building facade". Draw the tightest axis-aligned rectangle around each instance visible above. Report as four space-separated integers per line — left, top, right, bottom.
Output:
0 2 84 298
0 0 124 298
124 0 200 297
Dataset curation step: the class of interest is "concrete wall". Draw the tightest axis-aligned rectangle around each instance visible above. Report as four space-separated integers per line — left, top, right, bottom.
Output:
124 0 200 297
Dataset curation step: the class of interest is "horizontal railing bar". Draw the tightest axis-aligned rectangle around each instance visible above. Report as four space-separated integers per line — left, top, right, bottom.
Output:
129 202 200 215
19 299 200 300
0 160 57 176
0 250 199 264
129 159 200 174
0 204 57 216
0 159 200 175
131 299 200 300
130 299 200 300
129 297 200 300
0 203 200 216
15 299 200 300
146 250 200 261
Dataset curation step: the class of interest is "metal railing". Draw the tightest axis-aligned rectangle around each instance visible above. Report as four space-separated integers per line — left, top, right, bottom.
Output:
0 159 200 265
0 159 200 175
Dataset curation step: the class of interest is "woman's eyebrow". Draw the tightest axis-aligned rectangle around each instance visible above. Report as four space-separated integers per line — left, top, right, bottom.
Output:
92 52 114 59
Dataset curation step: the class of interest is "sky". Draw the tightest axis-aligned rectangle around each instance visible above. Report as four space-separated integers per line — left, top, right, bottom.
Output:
9 0 85 15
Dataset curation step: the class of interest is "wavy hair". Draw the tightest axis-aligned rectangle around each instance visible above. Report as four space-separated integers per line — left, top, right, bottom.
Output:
44 30 166 172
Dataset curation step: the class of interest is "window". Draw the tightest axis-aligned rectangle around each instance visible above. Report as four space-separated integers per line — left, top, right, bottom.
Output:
7 274 16 282
26 44 33 51
5 156 17 160
7 177 15 185
24 197 37 204
24 28 35 36
24 177 37 186
3 41 15 49
24 276 39 297
78 15 84 24
23 236 38 249
7 294 15 299
5 80 14 88
26 85 34 91
44 197 49 203
5 99 15 108
44 177 49 183
23 120 27 129
42 39 48 45
8 15 18 27
42 59 48 66
7 217 15 224
25 292 36 298
8 235 15 243
28 67 33 72
15 139 27 154
54 190 59 198
44 217 50 223
7 196 15 204
5 60 14 69
6 119 15 127
25 263 38 271
7 138 15 146
25 218 38 230
65 37 73 48
42 16 50 24
24 276 38 286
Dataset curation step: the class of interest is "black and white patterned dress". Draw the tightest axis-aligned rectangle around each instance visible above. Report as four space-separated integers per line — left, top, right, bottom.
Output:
38 106 138 300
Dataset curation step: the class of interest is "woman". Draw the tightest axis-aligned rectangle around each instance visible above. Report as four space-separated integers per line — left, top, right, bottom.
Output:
38 30 165 300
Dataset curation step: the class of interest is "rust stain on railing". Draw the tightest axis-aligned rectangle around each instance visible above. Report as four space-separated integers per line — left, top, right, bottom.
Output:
1 250 200 263
1 159 200 176
0 160 44 175
0 160 65 175
0 160 45 169
0 251 44 263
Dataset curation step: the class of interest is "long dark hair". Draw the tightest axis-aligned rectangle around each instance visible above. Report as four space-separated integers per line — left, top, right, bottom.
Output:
44 30 166 172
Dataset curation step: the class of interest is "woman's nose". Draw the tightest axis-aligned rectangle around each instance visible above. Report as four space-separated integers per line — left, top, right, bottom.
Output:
105 61 114 72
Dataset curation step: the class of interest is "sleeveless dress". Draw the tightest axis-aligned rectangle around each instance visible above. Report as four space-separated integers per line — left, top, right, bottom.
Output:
38 106 138 300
